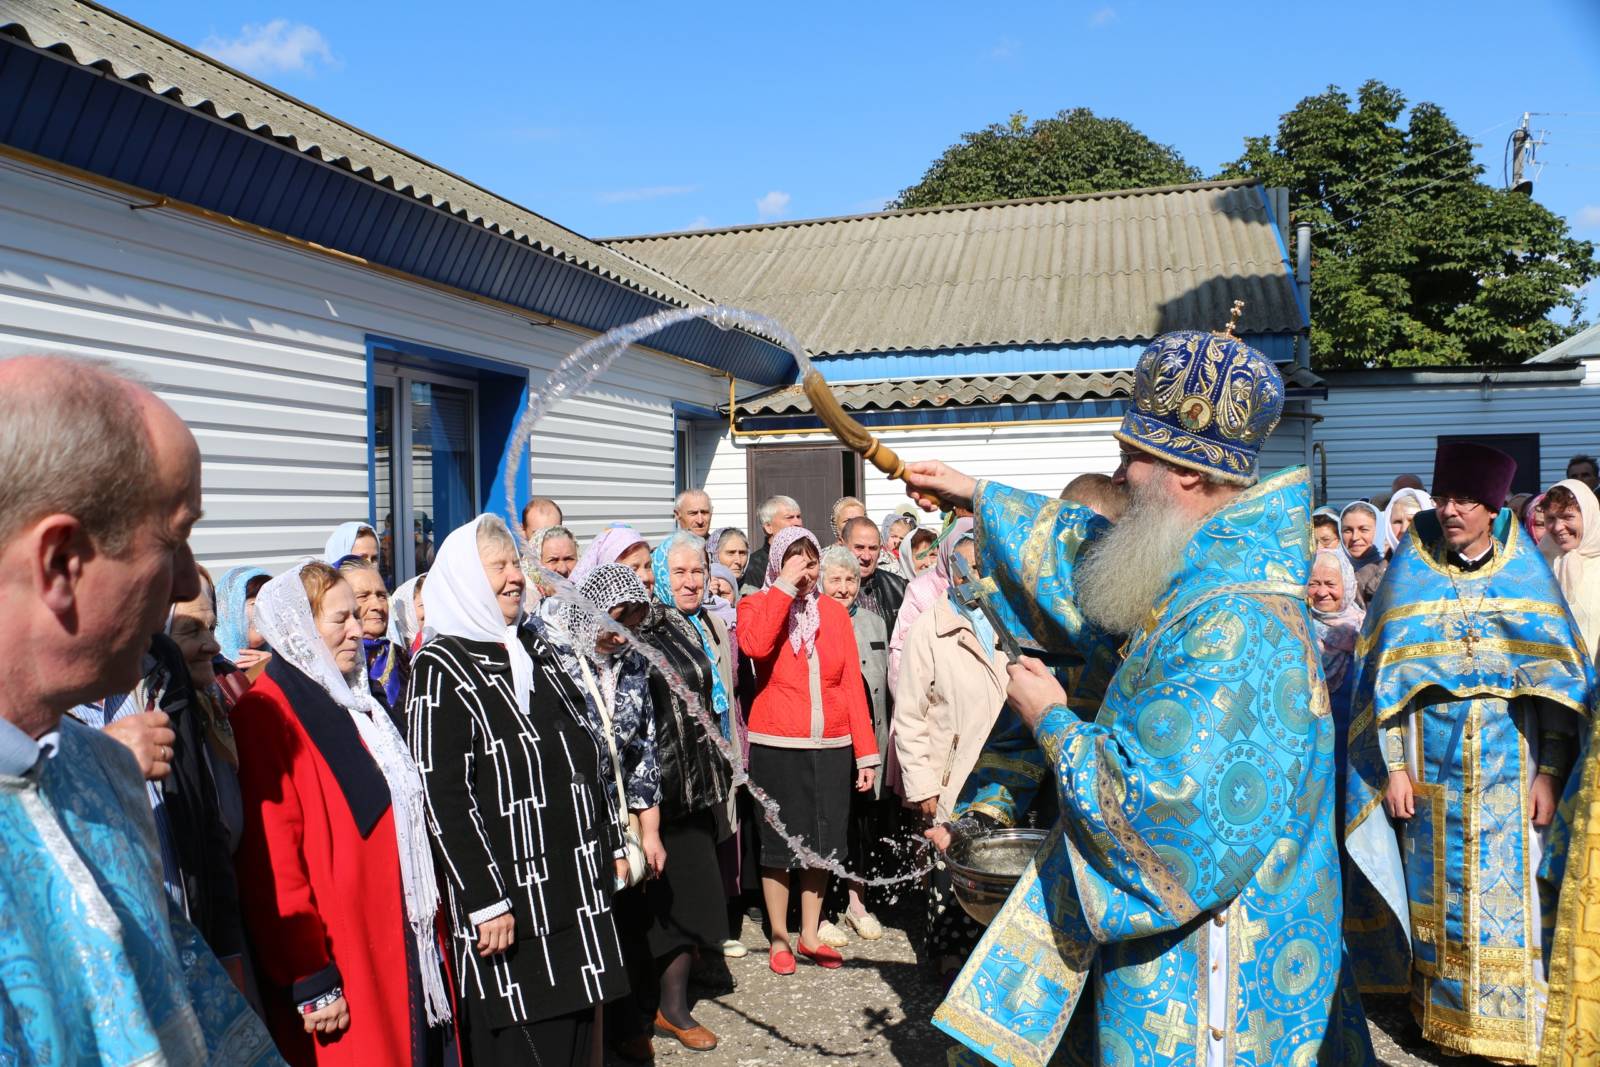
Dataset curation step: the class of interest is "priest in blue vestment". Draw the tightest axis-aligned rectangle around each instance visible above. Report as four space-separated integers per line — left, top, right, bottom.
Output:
1344 442 1593 1065
904 324 1372 1067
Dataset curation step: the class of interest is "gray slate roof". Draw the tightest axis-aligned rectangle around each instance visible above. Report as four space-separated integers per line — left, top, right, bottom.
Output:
608 181 1306 358
0 0 709 308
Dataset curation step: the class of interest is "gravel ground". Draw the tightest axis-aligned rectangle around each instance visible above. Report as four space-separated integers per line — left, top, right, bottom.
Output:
607 908 1486 1067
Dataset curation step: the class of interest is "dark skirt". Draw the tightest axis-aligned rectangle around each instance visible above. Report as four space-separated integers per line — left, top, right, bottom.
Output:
748 744 853 870
632 808 727 958
465 993 594 1067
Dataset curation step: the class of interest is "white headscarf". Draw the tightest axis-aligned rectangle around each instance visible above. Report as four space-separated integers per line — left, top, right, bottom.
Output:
1545 479 1600 660
388 576 423 651
253 560 451 1024
323 521 376 564
1378 488 1434 556
425 516 534 715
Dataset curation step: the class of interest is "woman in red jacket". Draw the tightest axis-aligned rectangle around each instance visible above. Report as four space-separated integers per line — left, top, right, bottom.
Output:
737 527 879 975
232 560 451 1065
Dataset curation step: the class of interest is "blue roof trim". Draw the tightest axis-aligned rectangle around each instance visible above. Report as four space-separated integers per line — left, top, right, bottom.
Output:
807 335 1297 381
0 39 794 385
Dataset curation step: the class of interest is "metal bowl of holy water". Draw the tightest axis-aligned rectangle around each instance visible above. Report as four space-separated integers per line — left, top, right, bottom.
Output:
940 827 1049 926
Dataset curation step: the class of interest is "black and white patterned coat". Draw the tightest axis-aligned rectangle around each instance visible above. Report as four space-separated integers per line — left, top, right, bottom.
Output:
406 629 627 1029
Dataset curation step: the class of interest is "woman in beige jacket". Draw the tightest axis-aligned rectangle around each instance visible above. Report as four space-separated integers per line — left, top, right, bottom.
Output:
891 530 1008 975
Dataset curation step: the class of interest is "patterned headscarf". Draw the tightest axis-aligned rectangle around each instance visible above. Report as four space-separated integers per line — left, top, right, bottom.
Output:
652 532 733 739
763 526 823 656
1308 548 1365 692
571 523 648 586
215 565 271 661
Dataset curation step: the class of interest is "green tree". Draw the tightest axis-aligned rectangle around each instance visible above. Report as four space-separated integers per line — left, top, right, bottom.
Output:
1220 80 1597 368
893 109 1199 209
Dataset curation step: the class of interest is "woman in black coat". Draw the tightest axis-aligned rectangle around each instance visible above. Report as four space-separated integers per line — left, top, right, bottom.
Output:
407 515 627 1067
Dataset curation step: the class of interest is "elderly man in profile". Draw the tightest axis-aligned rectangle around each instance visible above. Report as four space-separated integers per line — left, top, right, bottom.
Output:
673 488 714 537
909 328 1372 1066
0 355 279 1063
741 493 803 595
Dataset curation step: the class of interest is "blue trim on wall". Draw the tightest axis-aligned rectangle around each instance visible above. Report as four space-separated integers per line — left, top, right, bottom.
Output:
365 344 378 533
1256 187 1311 330
671 400 722 421
807 335 1297 381
0 39 795 385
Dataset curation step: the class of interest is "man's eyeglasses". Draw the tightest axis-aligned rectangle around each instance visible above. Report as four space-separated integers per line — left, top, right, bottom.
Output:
1434 494 1483 512
1116 447 1152 468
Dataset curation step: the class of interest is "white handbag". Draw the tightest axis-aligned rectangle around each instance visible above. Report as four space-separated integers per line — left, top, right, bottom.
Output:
578 657 648 889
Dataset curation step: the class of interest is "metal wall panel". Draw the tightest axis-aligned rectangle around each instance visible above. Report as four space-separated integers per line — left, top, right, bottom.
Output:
0 157 745 572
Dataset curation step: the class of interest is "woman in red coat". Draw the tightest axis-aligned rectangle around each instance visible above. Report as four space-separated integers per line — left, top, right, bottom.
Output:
737 527 879 975
233 560 451 1065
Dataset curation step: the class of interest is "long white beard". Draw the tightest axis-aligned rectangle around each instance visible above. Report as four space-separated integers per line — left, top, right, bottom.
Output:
1076 469 1200 635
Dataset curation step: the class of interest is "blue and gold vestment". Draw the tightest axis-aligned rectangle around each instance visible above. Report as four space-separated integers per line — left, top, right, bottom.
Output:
1344 509 1593 1064
933 468 1371 1067
0 720 281 1065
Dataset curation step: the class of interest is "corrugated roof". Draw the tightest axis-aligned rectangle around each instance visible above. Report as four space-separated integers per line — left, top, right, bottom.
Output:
608 180 1306 358
737 365 1325 418
1527 321 1600 364
0 0 709 309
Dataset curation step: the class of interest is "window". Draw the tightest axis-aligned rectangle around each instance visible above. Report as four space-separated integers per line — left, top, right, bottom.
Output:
374 367 478 586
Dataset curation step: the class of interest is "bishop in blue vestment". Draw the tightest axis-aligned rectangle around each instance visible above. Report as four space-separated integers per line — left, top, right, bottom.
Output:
913 327 1373 1067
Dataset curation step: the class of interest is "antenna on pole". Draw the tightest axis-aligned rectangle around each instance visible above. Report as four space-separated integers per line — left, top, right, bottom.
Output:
1508 112 1545 195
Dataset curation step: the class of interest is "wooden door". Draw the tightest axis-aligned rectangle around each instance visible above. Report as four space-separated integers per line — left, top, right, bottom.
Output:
746 445 863 548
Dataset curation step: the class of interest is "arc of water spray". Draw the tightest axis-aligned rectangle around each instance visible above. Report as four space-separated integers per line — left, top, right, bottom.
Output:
503 304 931 888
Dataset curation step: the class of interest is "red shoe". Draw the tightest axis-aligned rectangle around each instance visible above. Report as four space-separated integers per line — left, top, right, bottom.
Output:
769 946 796 975
796 939 844 969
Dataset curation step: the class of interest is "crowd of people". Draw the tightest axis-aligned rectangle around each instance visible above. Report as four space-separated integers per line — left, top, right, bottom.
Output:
6 345 1600 1067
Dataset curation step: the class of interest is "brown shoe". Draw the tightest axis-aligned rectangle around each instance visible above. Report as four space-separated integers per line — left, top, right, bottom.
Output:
613 1034 654 1062
653 1011 718 1051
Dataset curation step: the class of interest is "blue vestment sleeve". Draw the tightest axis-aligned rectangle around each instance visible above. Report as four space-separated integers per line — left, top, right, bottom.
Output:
1033 594 1332 941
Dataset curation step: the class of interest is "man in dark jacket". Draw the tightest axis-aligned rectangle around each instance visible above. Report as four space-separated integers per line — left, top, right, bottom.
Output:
841 517 906 628
742 494 803 596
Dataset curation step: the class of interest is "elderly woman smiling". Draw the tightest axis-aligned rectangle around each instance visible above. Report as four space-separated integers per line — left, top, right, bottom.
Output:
336 557 408 718
408 515 627 1067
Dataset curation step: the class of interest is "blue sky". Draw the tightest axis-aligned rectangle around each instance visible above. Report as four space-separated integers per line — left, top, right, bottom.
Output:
119 1 1600 272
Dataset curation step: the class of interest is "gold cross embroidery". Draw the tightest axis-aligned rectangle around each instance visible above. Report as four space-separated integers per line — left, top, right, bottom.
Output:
1145 1001 1193 1057
1235 1009 1284 1060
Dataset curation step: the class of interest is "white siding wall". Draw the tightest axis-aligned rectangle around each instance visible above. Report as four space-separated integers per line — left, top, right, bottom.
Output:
0 158 738 570
1312 372 1600 507
699 410 1312 537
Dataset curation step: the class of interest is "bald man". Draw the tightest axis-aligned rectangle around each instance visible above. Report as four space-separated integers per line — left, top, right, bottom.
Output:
0 356 278 1062
1391 473 1424 493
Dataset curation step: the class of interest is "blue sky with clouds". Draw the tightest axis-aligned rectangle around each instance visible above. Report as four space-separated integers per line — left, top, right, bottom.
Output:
118 1 1600 271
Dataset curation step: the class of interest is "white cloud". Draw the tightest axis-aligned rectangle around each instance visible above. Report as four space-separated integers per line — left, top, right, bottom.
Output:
596 184 700 204
988 37 1021 60
201 20 336 76
756 190 792 222
1576 204 1600 229
678 215 714 232
1088 6 1117 27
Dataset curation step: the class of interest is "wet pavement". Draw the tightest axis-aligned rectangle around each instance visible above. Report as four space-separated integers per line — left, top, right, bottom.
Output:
606 908 1480 1066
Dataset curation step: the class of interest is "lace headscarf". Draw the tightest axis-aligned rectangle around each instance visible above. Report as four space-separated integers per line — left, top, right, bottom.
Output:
215 565 271 661
253 561 450 1024
387 576 424 652
1308 548 1365 692
322 521 376 564
571 524 648 586
763 526 823 656
426 516 533 715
